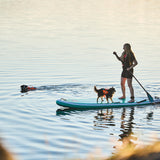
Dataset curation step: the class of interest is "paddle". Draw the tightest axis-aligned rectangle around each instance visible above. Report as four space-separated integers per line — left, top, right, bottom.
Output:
128 71 154 103
113 52 154 103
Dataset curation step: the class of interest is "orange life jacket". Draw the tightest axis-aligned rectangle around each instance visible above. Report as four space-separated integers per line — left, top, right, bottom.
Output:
27 86 36 90
103 89 109 96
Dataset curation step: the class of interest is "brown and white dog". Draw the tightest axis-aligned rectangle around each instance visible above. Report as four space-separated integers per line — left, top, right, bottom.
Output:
94 86 116 103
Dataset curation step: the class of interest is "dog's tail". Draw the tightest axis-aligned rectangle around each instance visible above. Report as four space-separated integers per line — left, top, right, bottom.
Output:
94 86 98 93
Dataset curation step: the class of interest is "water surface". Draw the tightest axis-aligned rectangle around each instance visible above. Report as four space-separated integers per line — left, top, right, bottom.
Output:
0 0 160 159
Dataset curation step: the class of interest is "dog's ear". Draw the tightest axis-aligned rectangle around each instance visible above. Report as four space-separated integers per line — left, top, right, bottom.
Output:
112 87 116 91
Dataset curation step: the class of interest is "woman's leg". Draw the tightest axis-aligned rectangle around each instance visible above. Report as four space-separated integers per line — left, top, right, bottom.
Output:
127 78 134 102
119 77 127 99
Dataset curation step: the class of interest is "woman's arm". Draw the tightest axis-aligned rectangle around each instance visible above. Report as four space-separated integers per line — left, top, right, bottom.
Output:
113 52 123 62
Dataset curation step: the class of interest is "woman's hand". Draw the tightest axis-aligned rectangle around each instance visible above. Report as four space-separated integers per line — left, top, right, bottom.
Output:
127 59 138 71
127 67 131 71
113 52 123 62
113 51 117 55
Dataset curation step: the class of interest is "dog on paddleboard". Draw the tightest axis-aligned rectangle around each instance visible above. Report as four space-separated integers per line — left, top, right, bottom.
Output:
94 86 116 103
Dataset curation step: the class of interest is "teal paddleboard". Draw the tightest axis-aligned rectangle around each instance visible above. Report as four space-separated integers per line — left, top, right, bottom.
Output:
56 98 160 110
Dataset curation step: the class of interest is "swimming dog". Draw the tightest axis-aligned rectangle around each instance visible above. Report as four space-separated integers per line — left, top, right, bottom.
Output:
94 86 116 103
21 85 37 93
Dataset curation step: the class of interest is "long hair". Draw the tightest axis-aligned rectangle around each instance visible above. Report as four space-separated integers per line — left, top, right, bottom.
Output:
121 43 135 65
124 43 132 53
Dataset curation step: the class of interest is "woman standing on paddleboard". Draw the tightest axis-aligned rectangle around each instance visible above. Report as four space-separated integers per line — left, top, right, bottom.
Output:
113 43 138 103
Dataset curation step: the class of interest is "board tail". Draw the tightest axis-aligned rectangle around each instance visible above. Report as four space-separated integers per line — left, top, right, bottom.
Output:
94 86 98 93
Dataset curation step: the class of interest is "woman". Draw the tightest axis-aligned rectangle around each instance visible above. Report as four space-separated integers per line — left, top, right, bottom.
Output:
113 43 138 102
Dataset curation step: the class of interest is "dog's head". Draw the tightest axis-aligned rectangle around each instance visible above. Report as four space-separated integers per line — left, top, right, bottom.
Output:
110 87 116 93
20 85 28 93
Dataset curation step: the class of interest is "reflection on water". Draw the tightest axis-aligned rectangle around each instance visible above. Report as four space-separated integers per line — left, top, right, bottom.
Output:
94 107 136 145
146 112 153 120
119 108 136 144
94 109 115 129
57 105 158 152
94 108 135 137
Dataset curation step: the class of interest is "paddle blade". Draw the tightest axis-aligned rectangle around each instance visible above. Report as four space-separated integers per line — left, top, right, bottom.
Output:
147 92 154 103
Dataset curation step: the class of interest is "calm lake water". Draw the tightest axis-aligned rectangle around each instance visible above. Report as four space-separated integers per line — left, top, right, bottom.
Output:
0 0 160 159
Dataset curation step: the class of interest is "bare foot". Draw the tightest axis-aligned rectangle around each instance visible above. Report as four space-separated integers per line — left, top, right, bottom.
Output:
119 96 126 99
128 99 135 103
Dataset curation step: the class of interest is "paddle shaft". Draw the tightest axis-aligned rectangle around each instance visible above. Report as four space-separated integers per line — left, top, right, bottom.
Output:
128 71 149 94
129 71 154 102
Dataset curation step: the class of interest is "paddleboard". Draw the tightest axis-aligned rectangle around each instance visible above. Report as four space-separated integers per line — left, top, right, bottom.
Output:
56 97 160 110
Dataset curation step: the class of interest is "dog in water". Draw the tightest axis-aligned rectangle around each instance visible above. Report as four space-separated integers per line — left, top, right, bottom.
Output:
20 85 37 93
94 86 116 103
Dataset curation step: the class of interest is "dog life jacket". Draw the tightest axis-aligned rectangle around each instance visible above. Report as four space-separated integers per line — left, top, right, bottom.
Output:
103 89 109 96
27 86 36 91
